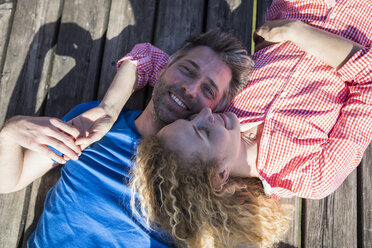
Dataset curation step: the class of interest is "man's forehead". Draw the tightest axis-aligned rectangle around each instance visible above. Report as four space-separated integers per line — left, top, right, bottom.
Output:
182 46 221 63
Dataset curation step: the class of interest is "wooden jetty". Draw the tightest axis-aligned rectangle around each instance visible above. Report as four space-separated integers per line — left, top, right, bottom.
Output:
0 0 370 247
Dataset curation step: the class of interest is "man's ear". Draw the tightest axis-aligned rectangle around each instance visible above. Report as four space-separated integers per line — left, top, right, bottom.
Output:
156 67 166 81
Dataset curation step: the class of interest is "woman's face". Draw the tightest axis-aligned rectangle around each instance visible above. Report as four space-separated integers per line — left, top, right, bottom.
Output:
156 107 242 166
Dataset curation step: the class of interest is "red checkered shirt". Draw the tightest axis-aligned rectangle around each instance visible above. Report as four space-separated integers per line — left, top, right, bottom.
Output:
117 0 372 199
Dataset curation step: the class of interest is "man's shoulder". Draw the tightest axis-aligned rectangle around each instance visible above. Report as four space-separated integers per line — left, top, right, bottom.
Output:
113 107 142 138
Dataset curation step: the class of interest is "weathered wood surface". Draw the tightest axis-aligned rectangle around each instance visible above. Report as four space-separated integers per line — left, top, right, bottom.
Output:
0 1 63 247
256 0 272 27
303 170 358 248
361 144 372 248
0 0 370 247
207 0 254 51
0 0 13 71
97 0 157 110
154 0 205 54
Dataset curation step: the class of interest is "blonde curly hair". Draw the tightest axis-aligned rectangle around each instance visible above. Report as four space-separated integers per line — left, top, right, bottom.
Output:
130 136 292 248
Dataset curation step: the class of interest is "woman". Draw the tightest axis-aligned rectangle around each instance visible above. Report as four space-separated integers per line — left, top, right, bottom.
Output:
130 108 292 247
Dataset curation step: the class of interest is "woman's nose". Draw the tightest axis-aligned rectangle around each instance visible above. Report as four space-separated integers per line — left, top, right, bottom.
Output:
195 107 214 123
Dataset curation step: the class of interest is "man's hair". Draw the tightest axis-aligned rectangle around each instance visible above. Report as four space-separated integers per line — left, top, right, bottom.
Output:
130 136 292 248
168 30 254 110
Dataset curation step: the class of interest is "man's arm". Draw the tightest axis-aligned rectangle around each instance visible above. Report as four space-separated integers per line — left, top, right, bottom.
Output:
0 116 80 193
255 20 365 69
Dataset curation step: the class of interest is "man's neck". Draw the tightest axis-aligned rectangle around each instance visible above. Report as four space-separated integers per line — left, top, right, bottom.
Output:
135 101 165 137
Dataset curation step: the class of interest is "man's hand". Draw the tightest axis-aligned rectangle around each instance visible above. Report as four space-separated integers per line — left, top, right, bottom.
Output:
254 20 297 52
1 116 81 164
69 103 117 150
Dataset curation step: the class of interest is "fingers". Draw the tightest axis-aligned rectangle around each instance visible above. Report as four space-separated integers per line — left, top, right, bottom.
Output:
44 126 81 156
38 145 66 164
50 118 80 139
38 135 79 161
75 131 103 148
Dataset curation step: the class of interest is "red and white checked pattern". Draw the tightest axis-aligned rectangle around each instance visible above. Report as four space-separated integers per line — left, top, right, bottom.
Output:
117 0 372 199
117 42 169 89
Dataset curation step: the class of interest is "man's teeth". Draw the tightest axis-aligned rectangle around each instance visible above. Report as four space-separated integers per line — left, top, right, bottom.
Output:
170 93 187 109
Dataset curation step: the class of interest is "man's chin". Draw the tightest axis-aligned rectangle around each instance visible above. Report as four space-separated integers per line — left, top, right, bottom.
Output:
154 109 189 124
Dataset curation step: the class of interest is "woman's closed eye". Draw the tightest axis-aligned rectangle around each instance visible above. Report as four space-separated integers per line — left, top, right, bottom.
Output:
198 126 210 137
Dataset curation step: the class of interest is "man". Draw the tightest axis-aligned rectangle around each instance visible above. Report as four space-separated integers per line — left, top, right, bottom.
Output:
0 31 253 247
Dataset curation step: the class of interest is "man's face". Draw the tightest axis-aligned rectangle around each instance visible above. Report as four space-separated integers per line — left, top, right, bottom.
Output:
151 46 232 124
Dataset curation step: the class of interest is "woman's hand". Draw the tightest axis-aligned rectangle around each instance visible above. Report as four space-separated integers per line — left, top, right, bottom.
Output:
1 116 81 164
254 20 298 52
69 103 117 150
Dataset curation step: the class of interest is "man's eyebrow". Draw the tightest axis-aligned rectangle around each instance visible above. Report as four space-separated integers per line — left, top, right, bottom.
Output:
185 59 219 96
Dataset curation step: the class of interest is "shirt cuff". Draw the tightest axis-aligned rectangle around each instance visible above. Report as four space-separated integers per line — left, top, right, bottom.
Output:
337 47 372 82
116 43 170 89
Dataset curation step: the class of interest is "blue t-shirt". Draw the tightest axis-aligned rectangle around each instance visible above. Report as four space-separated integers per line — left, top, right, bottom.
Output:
28 102 173 248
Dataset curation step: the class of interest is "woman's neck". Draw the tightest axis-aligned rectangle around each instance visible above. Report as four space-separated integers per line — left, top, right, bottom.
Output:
229 123 264 178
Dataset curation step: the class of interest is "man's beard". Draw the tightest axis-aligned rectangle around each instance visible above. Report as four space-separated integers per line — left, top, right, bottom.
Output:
151 75 194 125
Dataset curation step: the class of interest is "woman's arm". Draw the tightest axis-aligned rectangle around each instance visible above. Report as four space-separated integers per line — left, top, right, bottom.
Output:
255 20 365 69
72 43 169 150
72 60 137 149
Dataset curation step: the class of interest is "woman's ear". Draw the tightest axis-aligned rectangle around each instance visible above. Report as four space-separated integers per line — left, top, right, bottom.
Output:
212 167 230 188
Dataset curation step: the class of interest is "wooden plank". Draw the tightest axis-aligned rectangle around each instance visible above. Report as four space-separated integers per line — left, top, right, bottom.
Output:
256 0 272 28
0 0 62 124
44 0 111 117
361 143 372 248
207 0 254 50
97 0 157 110
276 198 300 247
21 0 111 244
0 0 13 73
303 171 358 248
0 1 62 247
153 0 205 54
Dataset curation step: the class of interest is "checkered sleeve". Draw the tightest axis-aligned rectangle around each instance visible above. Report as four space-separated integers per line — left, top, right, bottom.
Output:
116 43 170 89
307 48 372 199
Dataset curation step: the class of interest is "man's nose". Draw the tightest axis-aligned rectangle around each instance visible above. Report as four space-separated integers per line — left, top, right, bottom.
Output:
182 80 200 99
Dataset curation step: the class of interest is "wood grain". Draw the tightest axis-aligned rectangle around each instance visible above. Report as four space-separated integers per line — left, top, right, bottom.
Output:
97 0 157 110
207 0 254 50
256 0 273 28
361 143 372 248
0 1 62 247
44 0 111 118
153 0 205 54
303 170 357 248
0 0 13 73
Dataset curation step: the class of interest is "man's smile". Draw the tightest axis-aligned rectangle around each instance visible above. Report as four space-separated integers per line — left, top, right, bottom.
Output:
170 92 188 110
